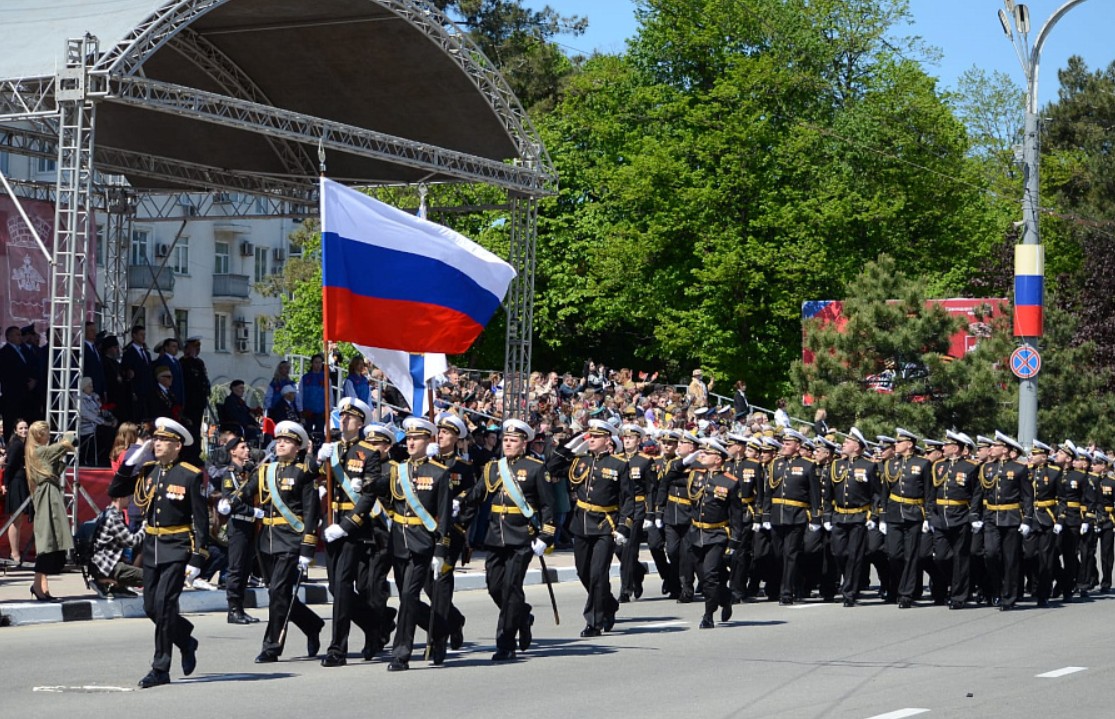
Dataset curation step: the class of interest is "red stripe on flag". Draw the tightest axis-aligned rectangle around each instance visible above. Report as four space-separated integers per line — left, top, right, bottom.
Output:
1013 304 1043 337
323 286 485 354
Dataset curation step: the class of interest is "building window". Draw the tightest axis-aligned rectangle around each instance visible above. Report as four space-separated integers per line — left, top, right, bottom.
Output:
129 305 147 329
254 317 269 355
130 228 150 265
171 237 190 275
0 151 9 175
213 312 228 352
214 240 230 274
254 245 268 282
36 156 56 174
174 309 189 340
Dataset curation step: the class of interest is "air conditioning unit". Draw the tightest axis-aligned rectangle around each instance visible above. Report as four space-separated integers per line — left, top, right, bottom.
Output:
272 247 285 262
239 240 254 257
159 311 175 328
235 326 250 341
235 338 250 353
154 243 170 257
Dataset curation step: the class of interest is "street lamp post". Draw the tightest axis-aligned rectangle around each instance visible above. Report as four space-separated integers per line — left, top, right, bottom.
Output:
998 0 1091 448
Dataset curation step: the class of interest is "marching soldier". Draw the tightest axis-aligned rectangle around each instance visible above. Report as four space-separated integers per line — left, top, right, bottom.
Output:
108 417 207 689
219 421 324 662
880 428 932 608
809 435 839 602
317 397 386 666
726 435 762 602
969 435 994 605
869 436 897 602
1092 451 1115 593
1026 440 1061 606
617 424 655 602
372 417 451 671
656 431 702 602
1081 451 1104 592
972 431 1033 610
550 419 635 637
215 434 261 625
761 429 821 605
748 437 780 600
649 430 682 597
825 428 880 607
930 431 980 609
467 419 555 661
1054 443 1097 602
689 438 743 627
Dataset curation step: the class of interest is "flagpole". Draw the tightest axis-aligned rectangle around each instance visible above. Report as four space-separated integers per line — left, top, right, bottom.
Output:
319 141 334 525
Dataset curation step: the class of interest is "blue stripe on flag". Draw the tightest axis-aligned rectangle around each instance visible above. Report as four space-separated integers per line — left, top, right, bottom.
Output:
1014 274 1043 307
409 354 426 417
322 232 500 326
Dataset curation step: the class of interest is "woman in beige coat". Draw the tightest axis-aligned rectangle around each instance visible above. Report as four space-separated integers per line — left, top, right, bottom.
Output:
26 421 76 601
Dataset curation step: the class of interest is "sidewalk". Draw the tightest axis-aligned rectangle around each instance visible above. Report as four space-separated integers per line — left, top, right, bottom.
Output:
0 547 644 627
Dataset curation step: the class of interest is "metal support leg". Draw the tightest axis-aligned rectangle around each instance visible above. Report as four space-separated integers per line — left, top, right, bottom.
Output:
502 193 537 419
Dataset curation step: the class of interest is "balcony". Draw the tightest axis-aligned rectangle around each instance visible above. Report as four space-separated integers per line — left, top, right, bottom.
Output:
127 264 175 294
212 273 250 299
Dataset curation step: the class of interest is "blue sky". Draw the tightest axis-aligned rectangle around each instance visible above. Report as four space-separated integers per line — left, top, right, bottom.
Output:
548 0 1113 105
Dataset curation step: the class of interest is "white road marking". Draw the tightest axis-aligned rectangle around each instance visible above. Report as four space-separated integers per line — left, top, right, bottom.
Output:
787 602 834 609
864 709 929 719
34 686 135 693
637 620 688 629
1036 666 1087 678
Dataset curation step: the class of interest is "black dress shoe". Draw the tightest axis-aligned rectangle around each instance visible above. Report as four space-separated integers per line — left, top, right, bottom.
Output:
618 592 631 604
991 596 1002 607
778 598 793 606
603 613 616 632
677 593 693 604
181 637 198 676
321 654 347 667
254 652 278 664
429 640 447 666
1037 598 1050 608
519 613 534 650
307 631 321 658
137 670 170 689
948 601 963 610
491 649 516 662
580 626 601 638
449 616 465 650
699 615 714 629
720 604 733 623
227 610 253 625
898 599 912 609
387 660 409 672
634 583 643 599
843 598 856 608
999 604 1014 612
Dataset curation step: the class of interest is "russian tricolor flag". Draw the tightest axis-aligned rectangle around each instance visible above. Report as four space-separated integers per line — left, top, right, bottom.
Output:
1014 245 1043 337
320 177 516 354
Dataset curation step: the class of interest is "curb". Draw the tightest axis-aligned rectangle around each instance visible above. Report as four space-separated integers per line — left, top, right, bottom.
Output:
0 562 641 627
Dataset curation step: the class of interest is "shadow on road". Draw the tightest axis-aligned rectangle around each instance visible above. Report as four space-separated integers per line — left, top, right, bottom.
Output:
178 672 296 684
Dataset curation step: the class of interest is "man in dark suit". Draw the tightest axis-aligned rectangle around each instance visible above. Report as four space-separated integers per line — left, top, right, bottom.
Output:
19 324 46 422
121 325 154 422
100 335 129 425
0 326 33 443
83 321 107 399
156 337 186 411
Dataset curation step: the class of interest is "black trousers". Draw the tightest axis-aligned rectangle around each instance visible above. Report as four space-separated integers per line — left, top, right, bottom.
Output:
575 533 618 629
1099 525 1114 590
259 551 323 657
982 525 1022 606
771 524 805 601
225 519 254 605
325 538 376 658
419 532 466 637
618 522 646 596
1059 527 1081 598
748 527 776 598
1081 527 1099 589
692 543 729 616
391 553 433 663
356 539 395 651
729 525 754 599
142 559 193 673
866 525 891 599
1024 525 1058 601
485 545 533 652
933 524 971 604
665 522 694 595
830 523 867 601
645 522 673 593
886 521 922 602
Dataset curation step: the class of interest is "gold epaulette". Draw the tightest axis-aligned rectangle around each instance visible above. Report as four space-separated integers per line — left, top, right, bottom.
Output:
638 452 656 460
357 440 378 451
179 461 202 474
427 458 448 470
523 455 544 465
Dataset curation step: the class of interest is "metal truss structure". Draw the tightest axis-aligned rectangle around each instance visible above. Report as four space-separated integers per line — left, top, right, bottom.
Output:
0 4 549 525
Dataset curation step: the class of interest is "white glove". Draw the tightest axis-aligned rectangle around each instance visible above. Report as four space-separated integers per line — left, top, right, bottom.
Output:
762 521 772 531
613 531 627 547
922 520 930 534
316 443 334 463
1019 523 1032 537
823 521 833 532
184 565 201 585
531 538 546 557
752 523 761 533
125 439 154 468
971 520 983 533
318 485 327 499
807 523 820 533
683 451 699 467
253 507 265 520
431 556 446 577
1053 523 1063 535
426 443 440 458
297 555 311 571
655 518 663 529
350 478 363 493
452 499 461 518
564 435 589 456
879 521 888 536
866 519 877 531
642 519 652 531
217 499 231 516
324 523 347 542
1082 522 1090 534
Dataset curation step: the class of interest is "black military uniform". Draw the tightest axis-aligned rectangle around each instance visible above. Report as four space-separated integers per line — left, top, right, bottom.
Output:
1026 445 1062 606
656 446 699 601
426 446 475 650
373 427 451 670
825 451 881 606
929 441 980 608
229 426 323 662
321 425 387 666
972 440 1033 610
618 441 656 601
727 441 763 601
215 441 259 624
468 425 555 661
688 457 743 627
880 451 932 605
1094 460 1115 592
762 438 821 605
107 420 208 688
649 442 682 596
1056 454 1097 601
550 425 635 636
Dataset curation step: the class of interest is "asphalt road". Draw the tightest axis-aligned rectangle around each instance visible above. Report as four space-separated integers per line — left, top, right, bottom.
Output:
2 581 1111 718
